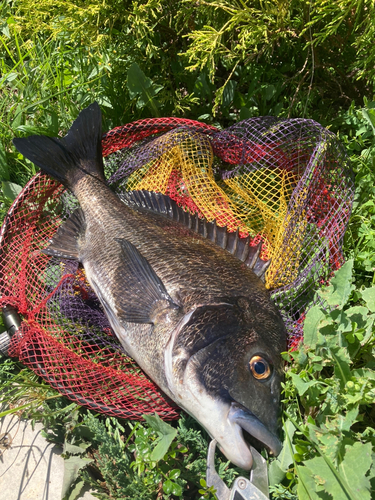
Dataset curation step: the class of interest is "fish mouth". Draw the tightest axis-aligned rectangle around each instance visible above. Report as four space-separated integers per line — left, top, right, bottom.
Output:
222 402 282 470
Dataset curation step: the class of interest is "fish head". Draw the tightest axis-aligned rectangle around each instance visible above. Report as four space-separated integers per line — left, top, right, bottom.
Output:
164 296 286 470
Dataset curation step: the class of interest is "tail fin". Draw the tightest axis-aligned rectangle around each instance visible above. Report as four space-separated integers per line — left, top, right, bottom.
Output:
13 102 105 190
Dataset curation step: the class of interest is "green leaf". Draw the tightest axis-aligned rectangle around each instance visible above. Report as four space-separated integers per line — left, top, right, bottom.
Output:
362 108 375 135
127 62 161 116
240 106 253 120
163 479 173 495
63 440 91 455
296 466 322 500
269 419 296 486
339 442 372 500
344 305 370 327
61 455 93 500
264 84 276 101
361 287 375 312
318 259 354 307
172 481 183 496
304 307 327 348
169 468 181 480
314 430 340 462
338 407 359 432
331 348 351 390
289 372 320 396
2 181 22 201
0 143 10 181
11 104 23 129
194 72 212 98
142 413 177 461
0 71 17 85
303 456 347 499
222 80 237 107
66 479 85 500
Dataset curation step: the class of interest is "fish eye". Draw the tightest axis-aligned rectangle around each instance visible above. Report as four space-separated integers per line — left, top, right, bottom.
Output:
249 355 271 380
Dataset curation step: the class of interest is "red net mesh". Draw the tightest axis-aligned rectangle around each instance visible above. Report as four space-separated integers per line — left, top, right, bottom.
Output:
0 116 354 418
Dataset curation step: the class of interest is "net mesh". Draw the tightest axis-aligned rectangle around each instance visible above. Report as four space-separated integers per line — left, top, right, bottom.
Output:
0 116 354 418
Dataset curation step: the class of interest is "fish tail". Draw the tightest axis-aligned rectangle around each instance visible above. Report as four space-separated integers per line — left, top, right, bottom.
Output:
13 102 105 190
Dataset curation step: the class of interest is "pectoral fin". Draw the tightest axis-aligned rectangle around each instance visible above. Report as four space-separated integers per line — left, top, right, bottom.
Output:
114 238 179 324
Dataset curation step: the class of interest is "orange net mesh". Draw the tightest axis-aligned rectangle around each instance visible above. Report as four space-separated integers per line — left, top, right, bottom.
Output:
0 116 354 418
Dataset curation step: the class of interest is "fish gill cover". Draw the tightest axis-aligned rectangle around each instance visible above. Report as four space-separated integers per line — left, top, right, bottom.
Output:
0 116 354 419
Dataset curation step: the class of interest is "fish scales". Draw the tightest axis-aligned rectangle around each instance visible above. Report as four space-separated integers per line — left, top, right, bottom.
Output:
13 103 287 471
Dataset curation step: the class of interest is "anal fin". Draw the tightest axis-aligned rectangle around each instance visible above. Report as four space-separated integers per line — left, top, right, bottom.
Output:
42 208 85 260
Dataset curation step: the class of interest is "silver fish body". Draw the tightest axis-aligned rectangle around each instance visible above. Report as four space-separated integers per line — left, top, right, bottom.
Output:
13 103 287 470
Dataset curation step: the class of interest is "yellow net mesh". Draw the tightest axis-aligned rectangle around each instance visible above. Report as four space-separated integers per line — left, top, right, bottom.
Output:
125 129 304 288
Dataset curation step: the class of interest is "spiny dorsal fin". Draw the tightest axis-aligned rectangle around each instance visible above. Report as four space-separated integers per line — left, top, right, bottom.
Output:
119 190 270 280
42 208 85 261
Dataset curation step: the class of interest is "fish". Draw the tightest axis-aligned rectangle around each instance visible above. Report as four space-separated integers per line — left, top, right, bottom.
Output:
13 102 287 470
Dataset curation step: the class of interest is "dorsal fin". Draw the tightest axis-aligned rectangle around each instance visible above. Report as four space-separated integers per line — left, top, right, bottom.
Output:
119 190 270 281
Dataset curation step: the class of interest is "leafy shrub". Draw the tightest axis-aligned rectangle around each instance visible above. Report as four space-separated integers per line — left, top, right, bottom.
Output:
270 260 375 499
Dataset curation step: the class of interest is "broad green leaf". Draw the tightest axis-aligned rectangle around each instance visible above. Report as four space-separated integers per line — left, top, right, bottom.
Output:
344 305 370 328
361 287 375 312
318 259 354 307
194 72 212 98
127 62 161 116
353 368 375 380
296 466 322 500
61 455 93 500
240 106 253 120
362 108 375 135
304 307 326 348
63 440 91 455
331 348 351 389
222 80 237 107
264 84 276 101
66 479 85 500
143 413 177 461
163 479 173 495
289 372 320 396
339 442 372 500
337 407 359 432
96 95 113 109
361 313 375 345
303 456 353 500
315 431 340 462
1 23 10 38
269 419 296 486
0 71 17 86
171 481 183 496
2 181 22 201
169 469 181 480
268 461 285 487
127 62 152 99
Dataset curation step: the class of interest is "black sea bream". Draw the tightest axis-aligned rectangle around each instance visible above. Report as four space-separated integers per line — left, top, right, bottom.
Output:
13 103 287 470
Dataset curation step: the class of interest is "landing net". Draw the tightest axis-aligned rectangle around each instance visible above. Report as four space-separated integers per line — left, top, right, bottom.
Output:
0 116 354 419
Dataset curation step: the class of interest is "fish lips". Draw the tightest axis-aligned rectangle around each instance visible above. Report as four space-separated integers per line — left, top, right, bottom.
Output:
224 401 282 470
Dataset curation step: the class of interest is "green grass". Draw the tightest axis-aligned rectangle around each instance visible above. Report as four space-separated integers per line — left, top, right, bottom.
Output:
1 3 375 499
